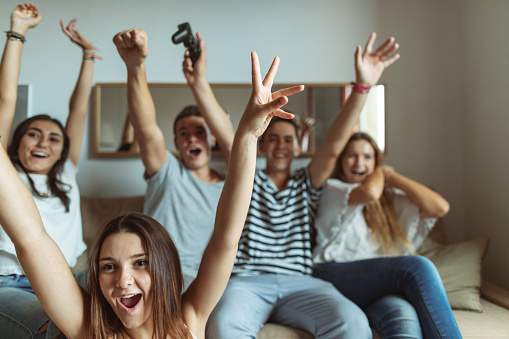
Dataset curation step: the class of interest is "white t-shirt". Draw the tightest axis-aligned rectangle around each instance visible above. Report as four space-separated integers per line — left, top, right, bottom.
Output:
0 159 86 275
313 179 437 264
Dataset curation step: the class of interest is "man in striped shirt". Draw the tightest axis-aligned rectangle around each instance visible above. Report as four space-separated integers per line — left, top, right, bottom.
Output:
207 33 400 339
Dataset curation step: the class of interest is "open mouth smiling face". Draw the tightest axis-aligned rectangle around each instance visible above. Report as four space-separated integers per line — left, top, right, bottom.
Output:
99 232 153 329
341 140 376 183
17 120 65 174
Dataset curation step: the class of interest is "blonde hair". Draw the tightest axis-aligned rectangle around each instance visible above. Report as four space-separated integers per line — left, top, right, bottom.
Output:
335 132 414 255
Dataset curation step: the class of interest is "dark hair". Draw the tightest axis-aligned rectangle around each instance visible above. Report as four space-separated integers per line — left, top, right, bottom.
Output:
7 115 71 212
173 105 202 136
88 212 192 339
260 115 299 141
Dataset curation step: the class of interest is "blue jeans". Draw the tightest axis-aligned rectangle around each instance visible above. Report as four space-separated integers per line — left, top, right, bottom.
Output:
206 274 371 339
313 255 462 339
0 270 88 339
0 275 49 339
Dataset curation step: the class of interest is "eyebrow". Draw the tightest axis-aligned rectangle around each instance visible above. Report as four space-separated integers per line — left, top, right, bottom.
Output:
27 127 62 138
99 252 147 262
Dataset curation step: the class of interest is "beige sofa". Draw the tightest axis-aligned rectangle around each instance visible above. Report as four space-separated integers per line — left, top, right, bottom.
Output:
77 196 509 339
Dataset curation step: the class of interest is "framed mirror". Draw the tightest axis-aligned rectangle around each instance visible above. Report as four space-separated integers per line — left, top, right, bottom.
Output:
93 83 385 157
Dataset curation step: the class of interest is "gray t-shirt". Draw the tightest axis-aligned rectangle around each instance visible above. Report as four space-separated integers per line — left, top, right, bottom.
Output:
144 151 224 281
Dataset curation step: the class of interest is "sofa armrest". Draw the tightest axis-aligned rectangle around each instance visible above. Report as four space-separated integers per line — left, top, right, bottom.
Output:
481 280 509 310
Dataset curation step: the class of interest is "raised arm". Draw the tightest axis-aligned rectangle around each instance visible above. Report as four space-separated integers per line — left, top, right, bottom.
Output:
348 166 384 205
61 19 96 165
382 165 450 218
308 33 400 189
183 33 234 164
182 52 299 335
0 4 41 149
113 28 166 177
0 145 89 338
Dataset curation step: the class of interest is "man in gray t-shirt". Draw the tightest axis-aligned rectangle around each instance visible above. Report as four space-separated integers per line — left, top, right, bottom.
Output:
116 31 234 289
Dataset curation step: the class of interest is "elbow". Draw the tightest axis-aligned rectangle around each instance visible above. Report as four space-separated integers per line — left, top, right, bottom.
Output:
436 200 450 218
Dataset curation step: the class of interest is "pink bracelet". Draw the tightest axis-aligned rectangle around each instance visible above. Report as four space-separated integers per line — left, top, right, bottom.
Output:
351 83 371 94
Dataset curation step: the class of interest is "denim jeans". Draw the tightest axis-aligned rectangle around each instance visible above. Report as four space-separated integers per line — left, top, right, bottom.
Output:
0 275 49 339
0 270 89 339
206 274 371 339
313 255 462 339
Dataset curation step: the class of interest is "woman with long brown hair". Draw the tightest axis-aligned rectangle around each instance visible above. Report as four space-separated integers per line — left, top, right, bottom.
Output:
313 132 462 338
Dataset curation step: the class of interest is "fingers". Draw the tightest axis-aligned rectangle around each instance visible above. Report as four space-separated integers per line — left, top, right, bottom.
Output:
262 56 280 88
113 28 147 50
378 41 399 60
251 52 262 92
363 32 376 56
260 96 290 119
272 85 305 99
374 37 397 58
383 52 400 68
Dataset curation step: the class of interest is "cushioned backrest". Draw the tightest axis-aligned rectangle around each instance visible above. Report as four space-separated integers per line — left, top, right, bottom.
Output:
80 196 145 250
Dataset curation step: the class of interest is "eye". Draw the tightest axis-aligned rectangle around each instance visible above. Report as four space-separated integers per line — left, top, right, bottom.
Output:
365 154 373 160
50 137 61 143
101 263 116 272
285 137 294 143
179 132 189 138
27 132 40 138
134 259 148 269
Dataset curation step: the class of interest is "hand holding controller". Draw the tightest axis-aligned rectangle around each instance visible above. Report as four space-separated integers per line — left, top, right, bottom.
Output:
172 22 201 65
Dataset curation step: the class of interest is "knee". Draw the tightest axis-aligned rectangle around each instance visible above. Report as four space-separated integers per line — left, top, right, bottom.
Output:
403 256 441 279
322 303 371 339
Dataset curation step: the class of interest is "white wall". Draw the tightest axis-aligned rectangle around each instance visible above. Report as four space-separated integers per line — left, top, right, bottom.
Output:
0 0 507 288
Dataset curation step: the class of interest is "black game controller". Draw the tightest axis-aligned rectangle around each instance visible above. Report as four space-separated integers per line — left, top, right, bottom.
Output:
172 22 201 65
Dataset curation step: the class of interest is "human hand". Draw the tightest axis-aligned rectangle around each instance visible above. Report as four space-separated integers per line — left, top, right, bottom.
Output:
238 52 303 139
381 165 396 182
60 19 95 50
112 28 149 68
10 3 42 35
354 32 400 87
182 32 206 85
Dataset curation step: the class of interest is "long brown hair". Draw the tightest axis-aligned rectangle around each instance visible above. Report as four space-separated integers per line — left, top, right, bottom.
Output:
88 212 192 339
8 115 71 212
334 132 413 254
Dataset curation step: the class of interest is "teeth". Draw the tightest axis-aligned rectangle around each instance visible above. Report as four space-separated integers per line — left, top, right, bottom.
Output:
32 152 48 157
122 294 136 299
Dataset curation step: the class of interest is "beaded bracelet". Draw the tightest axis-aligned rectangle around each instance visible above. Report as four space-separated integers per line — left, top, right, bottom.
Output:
351 82 371 94
5 30 25 43
83 48 103 61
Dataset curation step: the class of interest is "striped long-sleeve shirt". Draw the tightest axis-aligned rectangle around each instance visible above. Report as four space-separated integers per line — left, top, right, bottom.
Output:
233 168 323 276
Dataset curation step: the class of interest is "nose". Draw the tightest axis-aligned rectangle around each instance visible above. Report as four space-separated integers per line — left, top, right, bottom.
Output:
36 135 49 147
116 267 134 289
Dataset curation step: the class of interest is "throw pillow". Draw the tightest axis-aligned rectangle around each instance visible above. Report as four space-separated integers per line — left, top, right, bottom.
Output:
417 237 490 312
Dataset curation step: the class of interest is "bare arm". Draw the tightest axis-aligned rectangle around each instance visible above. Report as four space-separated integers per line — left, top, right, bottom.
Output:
182 53 299 335
382 166 450 218
183 33 234 165
348 166 384 205
0 4 41 149
0 144 89 338
61 19 96 165
308 33 400 189
113 28 166 177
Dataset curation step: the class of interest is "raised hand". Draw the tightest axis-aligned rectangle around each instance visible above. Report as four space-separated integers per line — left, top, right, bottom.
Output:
238 52 303 139
355 32 400 87
112 28 149 68
10 3 42 35
182 32 206 85
60 19 95 50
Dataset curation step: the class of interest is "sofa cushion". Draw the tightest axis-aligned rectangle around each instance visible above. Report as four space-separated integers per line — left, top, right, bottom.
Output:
418 237 490 311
